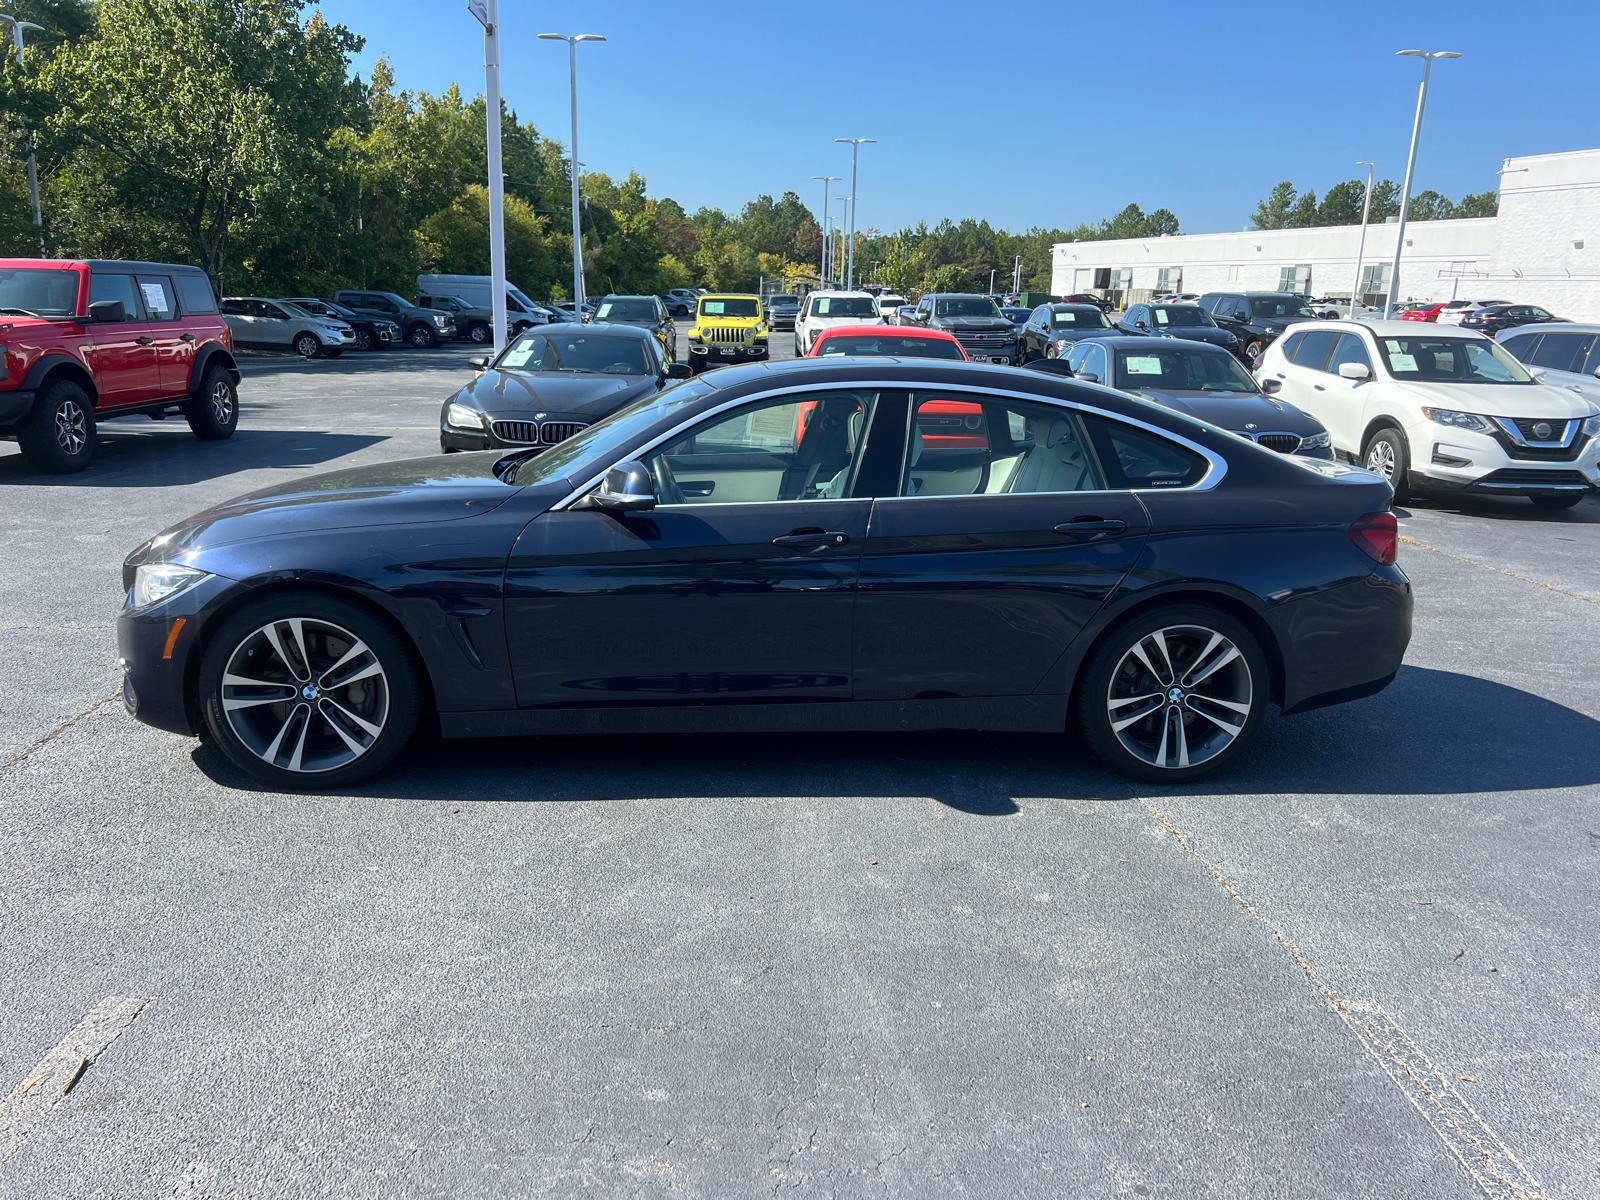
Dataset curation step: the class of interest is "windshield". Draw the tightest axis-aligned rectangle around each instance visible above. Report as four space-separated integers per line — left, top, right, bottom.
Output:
935 298 1001 318
700 297 760 318
595 299 658 321
1114 347 1258 393
1051 307 1109 329
811 296 878 317
279 302 313 319
1378 336 1533 384
0 268 79 316
877 296 907 308
1251 296 1316 319
497 332 653 376
767 295 799 306
1152 306 1215 328
817 334 965 360
507 379 720 486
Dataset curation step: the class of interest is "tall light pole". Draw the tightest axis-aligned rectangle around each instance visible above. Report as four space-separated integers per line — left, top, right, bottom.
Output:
466 0 507 351
834 138 874 290
812 175 840 287
1 15 45 254
1385 50 1461 318
1013 255 1022 295
1349 161 1375 315
541 32 605 316
831 197 850 289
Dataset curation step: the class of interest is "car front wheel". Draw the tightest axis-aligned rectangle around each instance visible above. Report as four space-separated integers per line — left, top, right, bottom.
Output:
353 328 374 351
1243 339 1265 362
1079 605 1269 783
199 591 423 789
294 333 321 359
1363 426 1410 503
17 380 97 473
409 324 438 348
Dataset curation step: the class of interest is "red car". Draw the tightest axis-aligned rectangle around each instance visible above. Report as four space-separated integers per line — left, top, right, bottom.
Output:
807 324 988 448
0 258 240 473
1400 303 1445 322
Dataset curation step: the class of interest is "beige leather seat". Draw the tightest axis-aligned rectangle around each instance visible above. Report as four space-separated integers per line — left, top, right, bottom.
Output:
1007 416 1092 493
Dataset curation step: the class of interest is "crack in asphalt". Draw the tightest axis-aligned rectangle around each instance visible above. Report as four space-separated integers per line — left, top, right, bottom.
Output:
1399 534 1598 606
1137 796 1550 1200
0 688 122 773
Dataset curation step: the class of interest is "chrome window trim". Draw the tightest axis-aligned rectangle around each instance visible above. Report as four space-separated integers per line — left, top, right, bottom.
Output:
550 377 1229 512
1491 416 1580 449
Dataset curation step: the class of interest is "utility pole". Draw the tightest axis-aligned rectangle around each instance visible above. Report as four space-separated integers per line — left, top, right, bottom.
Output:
541 32 606 316
1 15 45 254
812 176 840 287
834 138 874 290
467 0 507 351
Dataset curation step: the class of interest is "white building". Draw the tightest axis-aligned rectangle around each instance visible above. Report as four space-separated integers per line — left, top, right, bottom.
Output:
1050 147 1600 320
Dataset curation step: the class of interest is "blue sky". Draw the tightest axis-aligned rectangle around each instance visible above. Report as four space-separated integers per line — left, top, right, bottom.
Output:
317 0 1600 236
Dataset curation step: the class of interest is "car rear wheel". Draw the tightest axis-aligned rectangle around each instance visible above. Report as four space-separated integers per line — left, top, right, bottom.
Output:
199 591 423 790
1079 604 1269 783
409 324 438 348
185 365 238 441
1530 493 1586 510
17 380 96 473
1243 339 1265 361
294 333 321 359
353 328 374 351
1363 427 1410 503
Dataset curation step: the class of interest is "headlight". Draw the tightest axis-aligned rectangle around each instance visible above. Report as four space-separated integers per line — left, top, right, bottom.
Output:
132 563 209 609
446 402 486 431
1298 430 1331 450
688 333 702 342
433 314 448 327
1421 407 1495 434
1584 413 1600 439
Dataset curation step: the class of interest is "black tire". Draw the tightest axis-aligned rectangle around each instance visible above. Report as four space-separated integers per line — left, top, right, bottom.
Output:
1078 603 1269 784
353 328 374 351
468 322 491 344
1530 493 1586 510
199 590 423 790
1243 339 1265 362
185 365 238 441
294 332 321 359
408 323 438 348
1362 426 1411 503
1044 341 1060 359
17 379 97 473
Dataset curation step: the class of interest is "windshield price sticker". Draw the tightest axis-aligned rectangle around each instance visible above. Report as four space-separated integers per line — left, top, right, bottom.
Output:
1154 310 1169 325
1054 312 1077 324
1388 353 1418 372
703 301 725 314
1125 357 1164 375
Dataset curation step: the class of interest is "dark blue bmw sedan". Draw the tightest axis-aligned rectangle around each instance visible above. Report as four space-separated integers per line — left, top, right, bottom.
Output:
118 358 1411 790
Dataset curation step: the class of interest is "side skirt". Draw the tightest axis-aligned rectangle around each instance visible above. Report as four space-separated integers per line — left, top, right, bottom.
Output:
440 695 1069 739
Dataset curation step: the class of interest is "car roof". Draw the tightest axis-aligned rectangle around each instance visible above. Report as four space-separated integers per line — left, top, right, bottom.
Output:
816 324 956 339
600 294 658 300
699 292 760 299
805 290 874 298
534 321 651 337
1295 318 1491 338
1094 336 1233 353
1050 303 1103 310
1498 323 1600 336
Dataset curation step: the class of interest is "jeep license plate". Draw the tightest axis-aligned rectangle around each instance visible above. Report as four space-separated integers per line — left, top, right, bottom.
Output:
720 347 737 355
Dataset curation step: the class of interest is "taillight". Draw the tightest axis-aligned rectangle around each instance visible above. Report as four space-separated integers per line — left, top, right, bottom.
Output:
1348 511 1397 565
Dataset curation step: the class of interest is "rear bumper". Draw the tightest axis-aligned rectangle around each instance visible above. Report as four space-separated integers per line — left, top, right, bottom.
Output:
1271 565 1413 715
0 389 36 427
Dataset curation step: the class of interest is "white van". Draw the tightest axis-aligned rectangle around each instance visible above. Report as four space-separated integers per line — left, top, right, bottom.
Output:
416 274 545 329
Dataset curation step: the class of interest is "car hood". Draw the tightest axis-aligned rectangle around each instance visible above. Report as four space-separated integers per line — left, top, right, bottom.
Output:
453 368 659 419
933 317 1014 333
1393 379 1595 419
126 453 521 565
1131 389 1323 432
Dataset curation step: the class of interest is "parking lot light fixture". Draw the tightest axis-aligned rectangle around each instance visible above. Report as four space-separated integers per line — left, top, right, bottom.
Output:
812 175 840 286
1385 51 1461 318
834 138 875 290
540 32 606 315
1350 161 1376 317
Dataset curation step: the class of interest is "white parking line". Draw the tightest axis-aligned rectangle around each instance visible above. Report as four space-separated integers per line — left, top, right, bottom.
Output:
0 997 150 1167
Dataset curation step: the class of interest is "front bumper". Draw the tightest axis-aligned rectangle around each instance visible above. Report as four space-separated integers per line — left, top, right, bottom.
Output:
0 388 36 427
321 329 358 348
117 573 250 737
689 342 768 367
768 314 797 330
1407 425 1600 497
952 338 1018 365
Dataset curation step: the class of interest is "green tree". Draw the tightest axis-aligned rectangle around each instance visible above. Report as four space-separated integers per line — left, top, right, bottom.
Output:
1253 182 1299 230
1407 190 1456 221
416 184 554 296
1454 190 1498 218
1317 179 1369 225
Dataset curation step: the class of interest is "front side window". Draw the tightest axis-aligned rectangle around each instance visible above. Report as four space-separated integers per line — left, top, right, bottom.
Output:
498 332 652 376
700 297 760 318
89 273 141 318
1114 347 1257 393
906 393 1106 498
252 300 287 320
367 295 398 313
1378 337 1533 384
934 297 1001 318
645 390 878 505
1327 333 1373 375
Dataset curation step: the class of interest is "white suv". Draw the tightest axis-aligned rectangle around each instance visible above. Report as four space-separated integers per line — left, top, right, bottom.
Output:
1257 319 1600 510
794 291 882 355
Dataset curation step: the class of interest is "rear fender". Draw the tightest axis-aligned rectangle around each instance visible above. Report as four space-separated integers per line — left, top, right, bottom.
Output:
188 344 241 392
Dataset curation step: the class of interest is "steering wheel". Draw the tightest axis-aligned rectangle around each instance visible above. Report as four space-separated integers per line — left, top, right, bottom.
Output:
649 454 686 505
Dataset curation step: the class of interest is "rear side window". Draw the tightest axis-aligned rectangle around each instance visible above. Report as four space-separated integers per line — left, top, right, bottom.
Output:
1528 332 1593 373
136 276 177 321
1082 414 1208 489
905 393 1107 497
1278 331 1306 361
1294 329 1339 371
89 273 141 319
175 273 217 315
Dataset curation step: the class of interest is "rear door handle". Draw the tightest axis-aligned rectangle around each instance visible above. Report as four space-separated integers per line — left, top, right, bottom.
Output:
773 530 851 548
1053 518 1128 538
179 333 195 342
135 336 154 345
1314 384 1326 391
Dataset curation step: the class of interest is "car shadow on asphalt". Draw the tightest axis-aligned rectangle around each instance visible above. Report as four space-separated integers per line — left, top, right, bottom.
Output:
187 665 1600 808
0 429 389 487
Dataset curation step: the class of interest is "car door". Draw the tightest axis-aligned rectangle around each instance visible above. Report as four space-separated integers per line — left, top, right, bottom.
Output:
1524 330 1600 403
134 274 192 396
81 270 159 409
253 300 294 346
1317 333 1378 452
853 390 1150 701
503 387 890 709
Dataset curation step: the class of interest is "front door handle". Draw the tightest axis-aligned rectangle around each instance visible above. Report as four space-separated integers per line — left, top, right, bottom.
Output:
773 530 850 548
1314 384 1326 391
135 336 154 345
1053 517 1128 538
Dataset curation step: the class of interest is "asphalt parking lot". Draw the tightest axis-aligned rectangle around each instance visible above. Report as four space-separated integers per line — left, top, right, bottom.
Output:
2 337 1597 1198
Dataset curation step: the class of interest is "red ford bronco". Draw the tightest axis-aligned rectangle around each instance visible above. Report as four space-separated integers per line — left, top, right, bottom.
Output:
0 258 240 473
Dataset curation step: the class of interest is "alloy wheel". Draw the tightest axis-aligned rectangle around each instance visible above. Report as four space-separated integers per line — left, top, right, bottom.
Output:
219 617 390 774
54 401 88 455
1365 440 1396 482
209 380 234 425
1105 624 1253 771
296 334 319 358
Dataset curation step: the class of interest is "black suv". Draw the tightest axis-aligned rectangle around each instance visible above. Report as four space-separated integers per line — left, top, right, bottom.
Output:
591 294 677 361
1198 292 1321 361
331 289 454 348
903 293 1019 364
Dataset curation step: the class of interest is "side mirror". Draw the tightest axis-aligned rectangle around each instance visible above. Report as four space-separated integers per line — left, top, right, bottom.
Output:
1260 378 1282 394
573 460 657 512
468 355 490 371
87 300 126 323
1074 371 1100 383
662 362 693 380
1337 361 1371 380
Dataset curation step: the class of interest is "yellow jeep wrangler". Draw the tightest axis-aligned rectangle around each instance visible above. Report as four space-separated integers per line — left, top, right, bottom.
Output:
687 294 767 373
